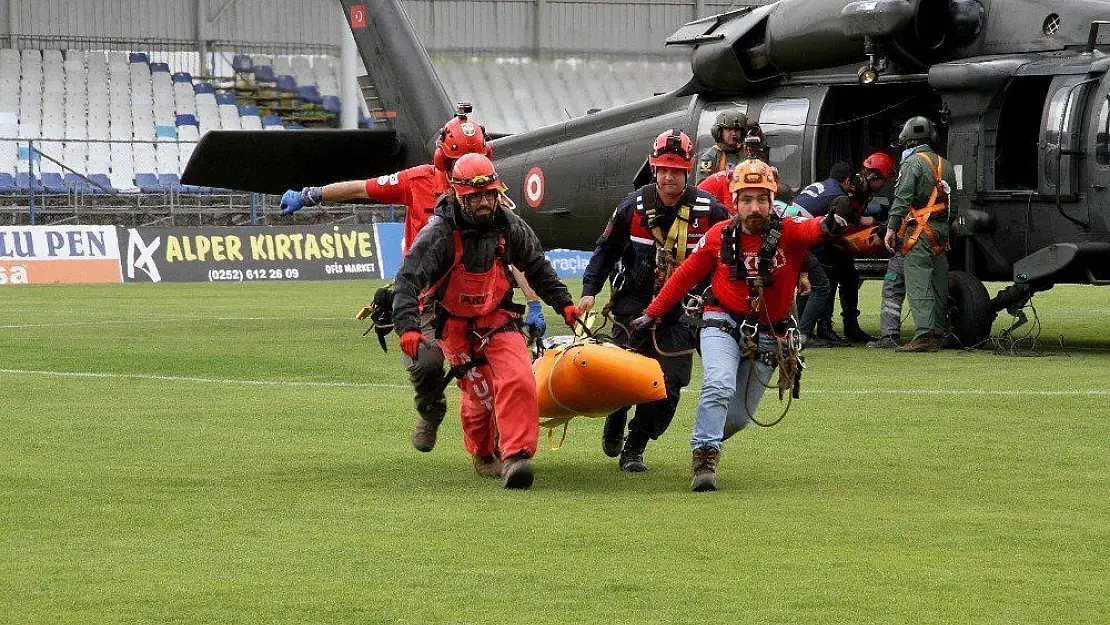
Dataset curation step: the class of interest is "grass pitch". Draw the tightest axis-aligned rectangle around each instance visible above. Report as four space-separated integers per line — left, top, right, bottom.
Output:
2 279 1108 624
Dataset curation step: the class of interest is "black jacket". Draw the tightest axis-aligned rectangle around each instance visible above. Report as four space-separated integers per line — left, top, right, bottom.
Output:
581 184 728 317
392 195 573 335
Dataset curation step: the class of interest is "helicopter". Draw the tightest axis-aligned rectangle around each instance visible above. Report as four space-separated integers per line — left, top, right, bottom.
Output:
183 0 1110 346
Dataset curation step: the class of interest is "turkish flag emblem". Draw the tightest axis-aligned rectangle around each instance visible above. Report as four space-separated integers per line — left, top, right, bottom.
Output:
350 4 367 29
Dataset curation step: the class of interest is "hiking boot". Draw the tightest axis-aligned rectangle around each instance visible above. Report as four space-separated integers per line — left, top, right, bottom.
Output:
501 453 534 489
801 334 834 349
619 435 649 472
866 335 901 349
896 333 940 353
691 446 720 492
601 414 626 458
411 418 440 452
473 454 502 479
814 319 850 347
842 320 876 343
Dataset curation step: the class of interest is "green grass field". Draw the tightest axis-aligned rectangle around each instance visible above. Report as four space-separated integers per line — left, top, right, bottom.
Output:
2 279 1108 624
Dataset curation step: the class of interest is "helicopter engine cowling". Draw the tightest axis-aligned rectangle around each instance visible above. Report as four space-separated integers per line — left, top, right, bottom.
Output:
687 0 985 93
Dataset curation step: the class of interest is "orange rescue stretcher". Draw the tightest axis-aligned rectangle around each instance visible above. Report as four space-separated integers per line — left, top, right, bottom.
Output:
532 337 667 448
842 225 888 257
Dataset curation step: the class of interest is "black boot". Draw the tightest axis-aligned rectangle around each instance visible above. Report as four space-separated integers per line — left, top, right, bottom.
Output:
814 318 850 347
619 432 649 472
601 413 626 458
842 317 876 343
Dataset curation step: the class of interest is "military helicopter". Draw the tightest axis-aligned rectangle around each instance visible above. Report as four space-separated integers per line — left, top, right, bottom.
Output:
183 0 1110 346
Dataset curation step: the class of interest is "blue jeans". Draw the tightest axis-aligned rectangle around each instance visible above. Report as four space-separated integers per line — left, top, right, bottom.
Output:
691 312 776 451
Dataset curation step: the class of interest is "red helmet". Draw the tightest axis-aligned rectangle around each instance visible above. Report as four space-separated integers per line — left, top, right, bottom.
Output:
862 151 896 179
433 115 492 171
648 130 694 171
450 153 501 197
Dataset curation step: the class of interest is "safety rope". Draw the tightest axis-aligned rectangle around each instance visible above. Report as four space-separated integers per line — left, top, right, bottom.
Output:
736 282 803 428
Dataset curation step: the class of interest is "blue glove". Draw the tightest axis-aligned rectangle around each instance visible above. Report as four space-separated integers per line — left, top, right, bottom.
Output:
524 301 547 338
280 186 323 215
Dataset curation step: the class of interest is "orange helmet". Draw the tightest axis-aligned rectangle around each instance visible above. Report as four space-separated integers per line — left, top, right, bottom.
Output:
433 109 492 171
728 159 778 196
862 151 896 179
648 129 694 171
450 153 501 197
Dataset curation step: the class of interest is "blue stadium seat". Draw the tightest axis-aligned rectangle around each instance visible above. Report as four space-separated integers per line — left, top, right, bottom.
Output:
135 173 162 192
215 92 237 106
88 174 114 192
128 52 150 64
297 86 322 104
150 62 170 74
175 113 199 127
232 55 253 73
63 173 94 192
0 173 16 191
16 172 42 192
155 125 177 139
177 184 209 194
158 173 181 187
42 173 67 193
171 71 192 83
261 115 282 128
253 65 276 83
286 123 305 130
238 104 260 117
321 95 341 115
193 82 216 95
275 75 297 93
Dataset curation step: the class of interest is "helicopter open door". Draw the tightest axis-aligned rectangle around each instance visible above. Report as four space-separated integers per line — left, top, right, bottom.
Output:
1087 72 1110 241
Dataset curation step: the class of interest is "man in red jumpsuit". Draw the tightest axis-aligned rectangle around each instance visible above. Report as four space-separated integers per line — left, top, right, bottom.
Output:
280 109 547 454
391 154 579 489
632 160 846 492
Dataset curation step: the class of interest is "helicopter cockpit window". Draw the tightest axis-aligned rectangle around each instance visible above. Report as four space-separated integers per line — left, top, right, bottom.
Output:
759 98 810 190
1097 97 1109 167
695 102 749 152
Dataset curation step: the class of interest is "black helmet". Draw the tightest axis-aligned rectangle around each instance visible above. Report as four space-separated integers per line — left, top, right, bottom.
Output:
711 110 748 143
899 116 937 147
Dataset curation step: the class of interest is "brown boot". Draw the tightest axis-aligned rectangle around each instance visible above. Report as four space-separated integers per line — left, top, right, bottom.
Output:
501 453 534 490
411 418 440 452
472 454 502 479
691 446 720 492
896 333 940 353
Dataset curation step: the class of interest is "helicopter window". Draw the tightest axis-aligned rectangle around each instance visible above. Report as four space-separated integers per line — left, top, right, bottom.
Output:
1098 97 1109 167
759 98 810 189
695 102 749 152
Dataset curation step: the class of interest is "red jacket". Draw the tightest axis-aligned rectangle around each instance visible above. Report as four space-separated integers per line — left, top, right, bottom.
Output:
696 170 734 215
364 164 449 252
646 216 825 324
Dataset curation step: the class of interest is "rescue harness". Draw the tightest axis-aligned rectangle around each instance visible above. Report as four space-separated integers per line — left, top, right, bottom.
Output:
897 152 950 256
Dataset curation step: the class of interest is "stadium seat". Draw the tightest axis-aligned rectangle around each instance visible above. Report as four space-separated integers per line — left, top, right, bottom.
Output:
0 172 16 191
128 52 149 65
42 172 67 193
62 141 87 173
253 64 275 83
135 172 161 192
0 139 16 174
218 103 242 130
322 95 341 115
193 82 215 94
297 86 321 104
171 71 191 83
175 114 198 127
240 115 262 130
238 104 260 117
155 124 177 139
88 173 113 192
16 172 42 192
232 55 253 73
156 142 179 174
273 56 293 78
150 62 170 74
63 172 94 192
275 74 297 93
215 92 236 106
261 115 283 129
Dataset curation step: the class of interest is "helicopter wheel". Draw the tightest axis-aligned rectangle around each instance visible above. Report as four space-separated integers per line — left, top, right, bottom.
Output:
946 270 994 348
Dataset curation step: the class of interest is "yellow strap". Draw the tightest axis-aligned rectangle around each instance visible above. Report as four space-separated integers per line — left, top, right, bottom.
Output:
650 203 693 262
546 422 570 451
